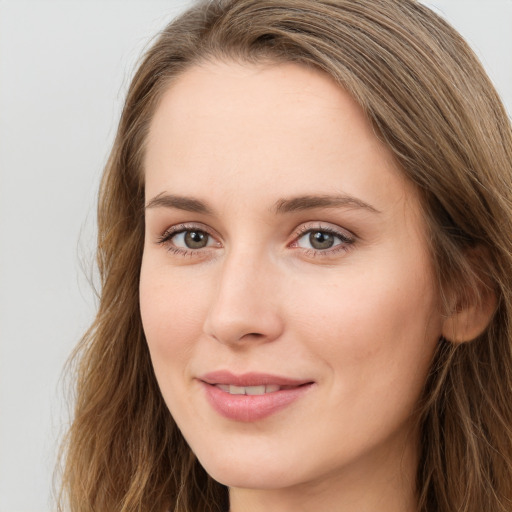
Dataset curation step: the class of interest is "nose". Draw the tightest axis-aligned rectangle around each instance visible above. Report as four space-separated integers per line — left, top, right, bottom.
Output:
202 248 284 347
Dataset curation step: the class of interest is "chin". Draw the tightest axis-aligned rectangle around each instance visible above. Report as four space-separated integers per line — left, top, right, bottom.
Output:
205 466 293 490
194 445 301 490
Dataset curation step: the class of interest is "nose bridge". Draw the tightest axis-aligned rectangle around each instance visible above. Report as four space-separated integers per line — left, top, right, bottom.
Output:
203 243 283 345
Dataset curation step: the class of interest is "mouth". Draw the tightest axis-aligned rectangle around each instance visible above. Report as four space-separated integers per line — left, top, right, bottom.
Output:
212 383 298 395
198 371 315 422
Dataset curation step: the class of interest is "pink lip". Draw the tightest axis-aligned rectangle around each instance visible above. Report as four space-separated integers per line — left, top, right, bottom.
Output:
198 371 314 422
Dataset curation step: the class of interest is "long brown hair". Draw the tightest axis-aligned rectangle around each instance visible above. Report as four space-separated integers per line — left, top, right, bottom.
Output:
58 1 512 510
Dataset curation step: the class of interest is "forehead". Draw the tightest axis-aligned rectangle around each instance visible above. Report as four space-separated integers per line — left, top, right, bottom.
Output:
146 60 383 161
144 59 416 219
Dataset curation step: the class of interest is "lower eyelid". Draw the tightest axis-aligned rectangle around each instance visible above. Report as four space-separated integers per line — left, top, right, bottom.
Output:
297 243 355 261
158 240 217 259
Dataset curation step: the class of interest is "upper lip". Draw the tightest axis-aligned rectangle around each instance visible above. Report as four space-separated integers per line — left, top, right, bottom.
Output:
199 370 312 387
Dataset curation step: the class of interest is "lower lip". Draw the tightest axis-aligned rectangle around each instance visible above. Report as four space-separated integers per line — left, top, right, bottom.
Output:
200 382 314 422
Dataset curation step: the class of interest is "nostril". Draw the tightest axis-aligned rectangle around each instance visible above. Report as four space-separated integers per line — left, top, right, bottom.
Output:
240 332 267 341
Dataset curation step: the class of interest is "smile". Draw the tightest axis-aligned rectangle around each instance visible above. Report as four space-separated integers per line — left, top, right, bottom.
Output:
198 371 314 422
215 384 290 395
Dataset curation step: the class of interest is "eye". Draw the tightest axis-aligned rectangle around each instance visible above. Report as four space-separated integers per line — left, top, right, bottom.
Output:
172 229 213 249
299 231 339 250
156 224 221 255
292 225 355 255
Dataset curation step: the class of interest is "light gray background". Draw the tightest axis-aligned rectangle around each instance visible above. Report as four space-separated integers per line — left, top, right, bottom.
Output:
0 1 511 511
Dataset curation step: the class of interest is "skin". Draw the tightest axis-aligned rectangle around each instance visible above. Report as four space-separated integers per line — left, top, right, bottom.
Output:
140 60 446 512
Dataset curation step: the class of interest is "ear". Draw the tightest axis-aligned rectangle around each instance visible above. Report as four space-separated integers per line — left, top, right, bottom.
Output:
441 266 497 344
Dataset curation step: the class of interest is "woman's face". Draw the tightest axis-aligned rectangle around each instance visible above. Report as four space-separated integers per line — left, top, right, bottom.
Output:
140 61 443 499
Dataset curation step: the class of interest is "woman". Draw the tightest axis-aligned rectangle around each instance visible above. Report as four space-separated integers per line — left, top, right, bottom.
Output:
59 1 512 511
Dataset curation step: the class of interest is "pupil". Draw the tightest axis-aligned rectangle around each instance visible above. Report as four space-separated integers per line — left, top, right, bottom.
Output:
310 231 334 250
185 231 208 249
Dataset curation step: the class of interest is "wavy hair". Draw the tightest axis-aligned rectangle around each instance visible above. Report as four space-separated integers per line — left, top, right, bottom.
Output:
59 1 512 511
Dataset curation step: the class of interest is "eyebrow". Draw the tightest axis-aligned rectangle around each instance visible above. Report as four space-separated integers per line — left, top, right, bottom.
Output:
273 194 380 214
145 192 380 215
145 193 213 215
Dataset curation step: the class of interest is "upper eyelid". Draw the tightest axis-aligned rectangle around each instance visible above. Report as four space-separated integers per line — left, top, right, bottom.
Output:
157 222 220 241
293 222 355 240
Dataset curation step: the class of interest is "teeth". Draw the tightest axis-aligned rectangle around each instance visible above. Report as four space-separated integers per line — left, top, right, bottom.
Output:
215 384 282 395
229 385 246 395
245 385 266 395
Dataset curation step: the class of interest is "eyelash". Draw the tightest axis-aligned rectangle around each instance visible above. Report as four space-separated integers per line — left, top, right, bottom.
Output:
156 223 356 258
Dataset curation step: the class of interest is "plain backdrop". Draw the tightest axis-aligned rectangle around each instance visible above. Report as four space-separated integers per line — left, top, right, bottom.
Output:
0 1 511 511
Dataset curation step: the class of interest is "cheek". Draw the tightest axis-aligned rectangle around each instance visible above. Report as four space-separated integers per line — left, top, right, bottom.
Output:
139 262 210 373
289 257 441 391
